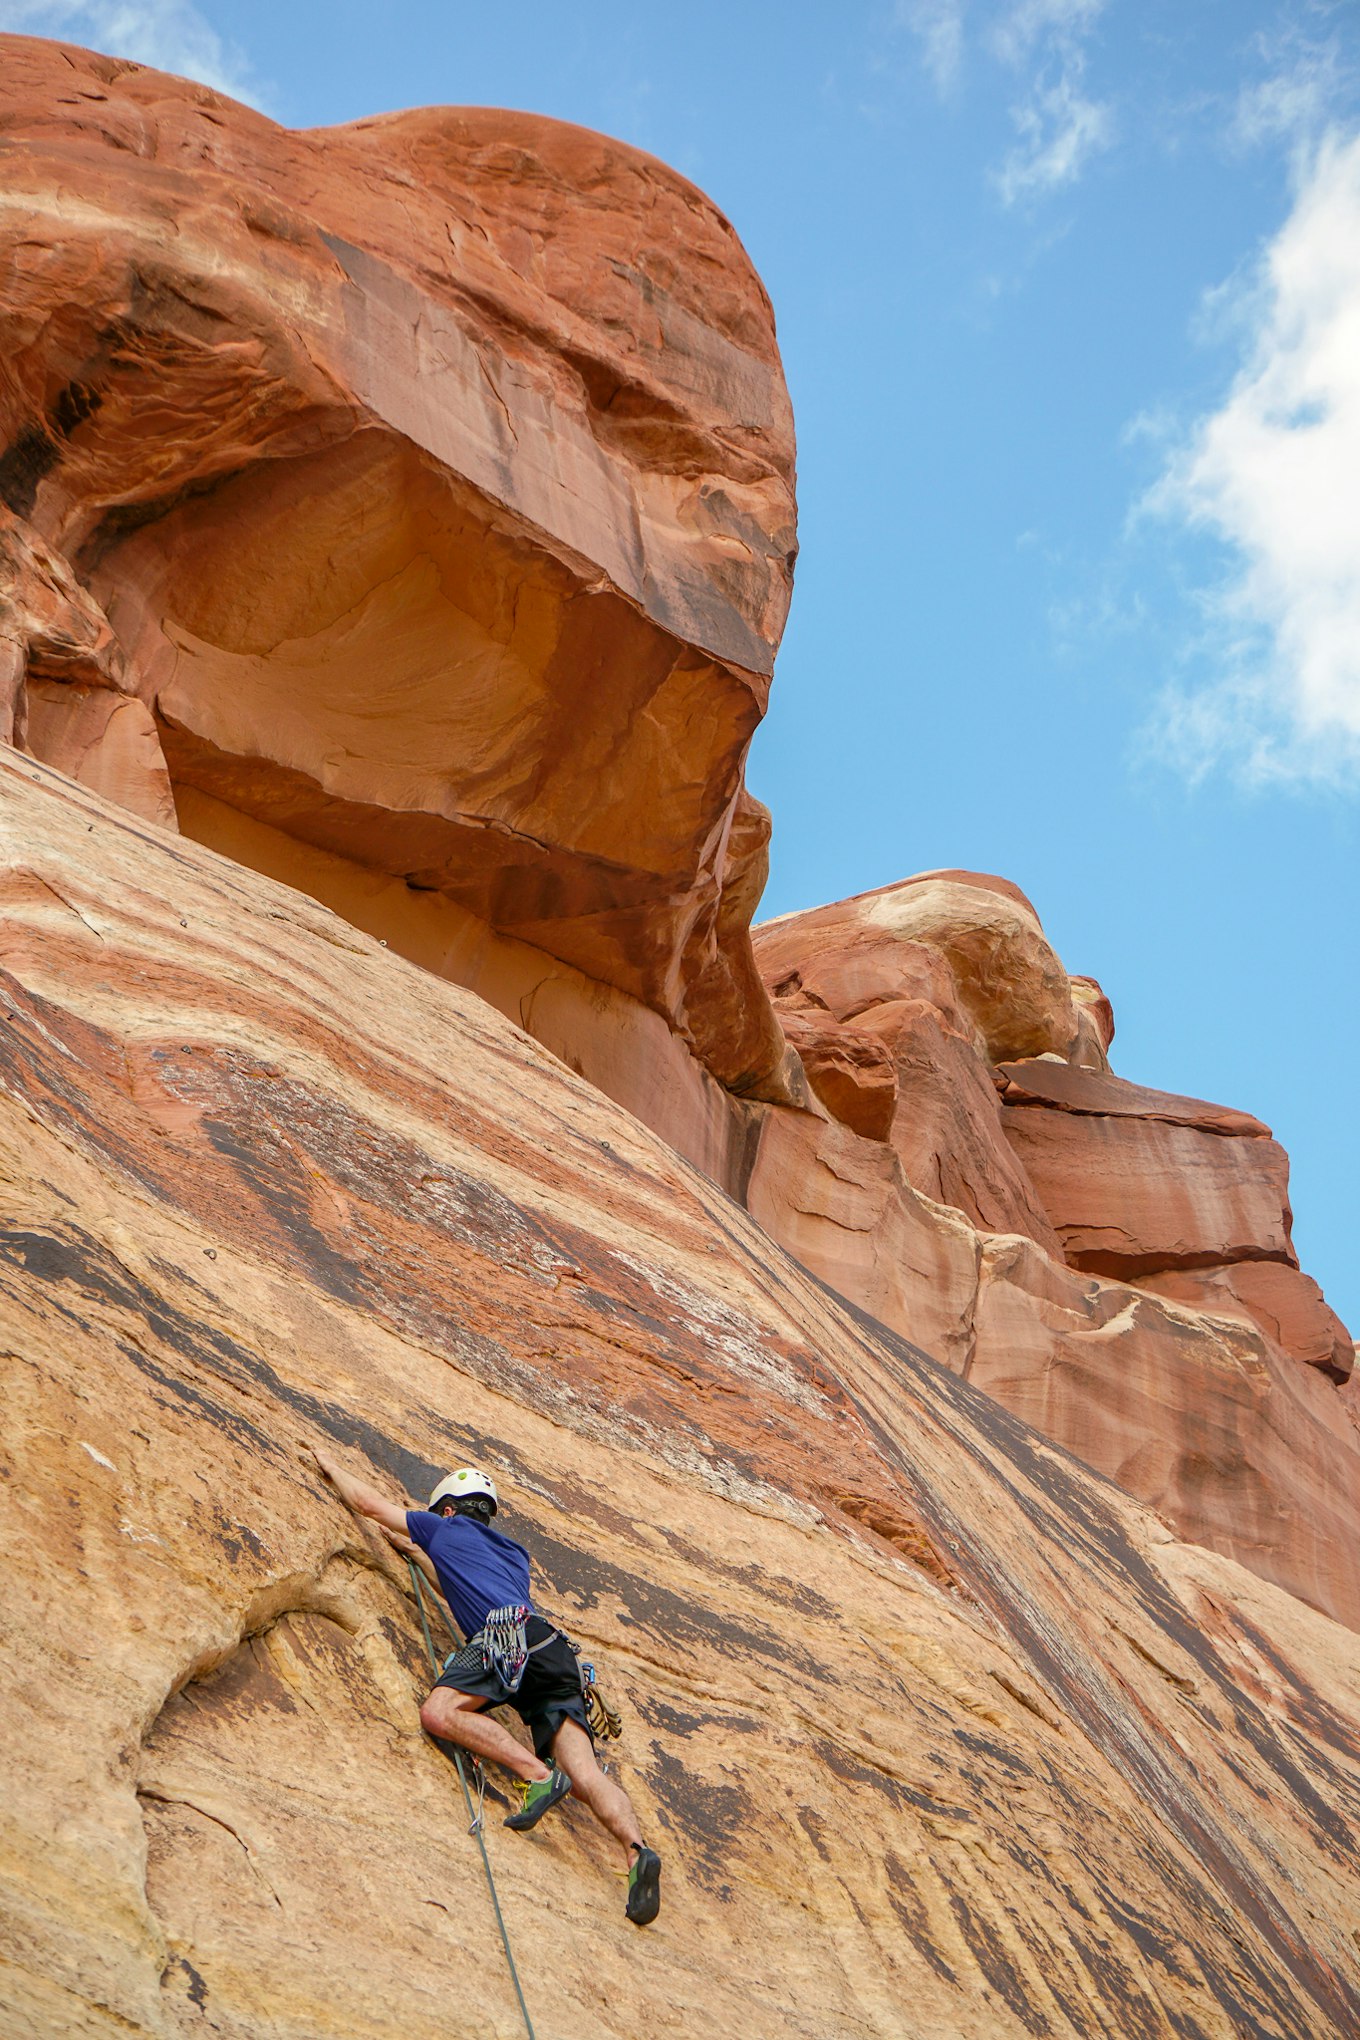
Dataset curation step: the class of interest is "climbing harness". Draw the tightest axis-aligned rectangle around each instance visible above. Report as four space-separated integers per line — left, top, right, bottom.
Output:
439 1602 561 1694
407 1558 536 2040
446 1601 626 1740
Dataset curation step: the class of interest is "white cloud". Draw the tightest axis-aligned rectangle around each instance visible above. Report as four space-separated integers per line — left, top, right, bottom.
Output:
996 69 1111 203
0 0 257 102
989 0 1104 68
1232 18 1355 153
1147 130 1360 782
897 0 967 96
991 0 1112 205
893 0 1111 200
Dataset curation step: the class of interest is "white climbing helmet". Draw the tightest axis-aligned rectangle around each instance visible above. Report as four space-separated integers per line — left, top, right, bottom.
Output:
428 1467 499 1515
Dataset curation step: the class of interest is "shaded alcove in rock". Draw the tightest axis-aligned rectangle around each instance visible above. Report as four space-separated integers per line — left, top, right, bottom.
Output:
138 1604 530 2037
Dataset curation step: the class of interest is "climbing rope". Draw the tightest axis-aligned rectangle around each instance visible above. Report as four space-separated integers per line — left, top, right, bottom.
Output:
406 1556 537 2040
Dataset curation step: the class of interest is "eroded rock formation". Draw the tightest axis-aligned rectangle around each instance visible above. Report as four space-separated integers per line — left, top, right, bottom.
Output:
749 876 1360 1627
0 31 798 1116
3 39 1360 2038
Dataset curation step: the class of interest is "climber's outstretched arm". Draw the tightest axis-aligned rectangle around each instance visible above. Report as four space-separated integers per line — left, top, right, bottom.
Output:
313 1446 409 1535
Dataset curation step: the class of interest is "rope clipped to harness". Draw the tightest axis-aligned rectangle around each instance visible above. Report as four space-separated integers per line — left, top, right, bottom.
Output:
407 1557 537 2040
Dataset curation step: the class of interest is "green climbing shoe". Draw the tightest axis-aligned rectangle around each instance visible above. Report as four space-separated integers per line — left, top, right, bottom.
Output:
626 1845 662 1926
503 1766 572 1832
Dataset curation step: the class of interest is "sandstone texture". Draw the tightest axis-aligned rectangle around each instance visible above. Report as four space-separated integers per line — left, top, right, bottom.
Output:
995 1060 1354 1381
5 749 1360 2040
4 40 1360 2039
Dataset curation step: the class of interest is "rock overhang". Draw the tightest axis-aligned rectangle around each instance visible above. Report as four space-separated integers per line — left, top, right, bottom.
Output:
0 34 797 1098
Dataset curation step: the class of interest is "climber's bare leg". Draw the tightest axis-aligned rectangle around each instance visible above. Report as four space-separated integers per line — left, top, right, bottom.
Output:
419 1687 550 1783
551 1717 644 1866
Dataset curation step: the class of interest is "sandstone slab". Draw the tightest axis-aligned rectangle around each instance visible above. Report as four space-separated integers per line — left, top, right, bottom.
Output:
997 1057 1269 1136
4 754 1360 2040
1138 1261 1354 1383
996 1060 1351 1380
745 1097 1360 1626
965 1231 1360 1606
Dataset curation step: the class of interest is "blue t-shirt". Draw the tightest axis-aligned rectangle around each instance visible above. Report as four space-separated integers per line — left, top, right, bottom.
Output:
406 1510 534 1639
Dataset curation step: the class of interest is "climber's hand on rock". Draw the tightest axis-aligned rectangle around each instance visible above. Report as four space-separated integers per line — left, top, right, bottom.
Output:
311 1454 410 1533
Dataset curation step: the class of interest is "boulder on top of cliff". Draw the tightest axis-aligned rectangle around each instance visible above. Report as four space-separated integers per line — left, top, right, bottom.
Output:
755 873 1071 1243
0 33 796 1101
758 871 1079 1062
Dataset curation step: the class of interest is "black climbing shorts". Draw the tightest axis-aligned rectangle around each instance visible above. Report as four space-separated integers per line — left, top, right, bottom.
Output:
432 1614 594 1764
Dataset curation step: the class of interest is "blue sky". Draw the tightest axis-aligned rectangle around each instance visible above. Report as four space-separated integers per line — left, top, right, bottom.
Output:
4 0 1356 1330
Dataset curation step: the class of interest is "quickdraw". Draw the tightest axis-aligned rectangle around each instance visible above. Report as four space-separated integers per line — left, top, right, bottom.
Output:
482 1602 535 1691
570 1646 624 1741
441 1605 625 1738
443 1603 562 1697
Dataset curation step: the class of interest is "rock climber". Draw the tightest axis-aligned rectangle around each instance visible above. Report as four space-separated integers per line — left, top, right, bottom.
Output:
312 1447 662 1927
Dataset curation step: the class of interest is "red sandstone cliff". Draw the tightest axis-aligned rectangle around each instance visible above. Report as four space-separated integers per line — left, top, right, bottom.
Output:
3 36 1360 2040
749 877 1360 1629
